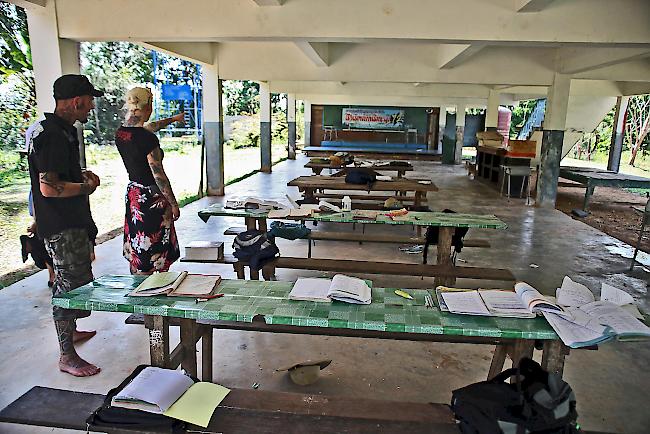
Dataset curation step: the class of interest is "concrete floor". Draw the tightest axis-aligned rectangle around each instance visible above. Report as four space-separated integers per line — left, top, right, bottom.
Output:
1 155 648 433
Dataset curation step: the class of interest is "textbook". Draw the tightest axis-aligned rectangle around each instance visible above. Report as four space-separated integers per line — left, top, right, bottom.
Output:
289 275 372 304
129 271 221 297
111 366 230 428
436 282 568 319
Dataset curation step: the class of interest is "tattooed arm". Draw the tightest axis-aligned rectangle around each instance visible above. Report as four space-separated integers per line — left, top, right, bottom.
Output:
39 172 98 198
144 112 185 133
147 148 180 220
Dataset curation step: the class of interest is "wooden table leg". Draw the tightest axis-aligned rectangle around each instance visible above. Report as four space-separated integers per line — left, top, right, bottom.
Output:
583 184 595 211
434 227 455 287
487 344 509 380
414 192 424 208
541 340 569 378
201 325 213 382
258 218 267 233
249 267 260 280
245 216 256 231
179 318 197 378
510 339 535 368
146 315 170 368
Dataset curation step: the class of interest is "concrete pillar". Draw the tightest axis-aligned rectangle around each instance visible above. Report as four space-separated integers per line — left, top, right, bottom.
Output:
26 3 80 115
607 96 629 173
287 93 296 159
303 100 312 147
454 104 466 164
485 90 500 131
259 81 272 173
26 3 86 162
202 65 225 196
538 73 571 208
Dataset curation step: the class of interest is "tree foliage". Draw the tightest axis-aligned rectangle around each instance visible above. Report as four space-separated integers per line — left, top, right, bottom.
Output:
626 94 650 166
0 2 33 103
509 99 538 139
80 41 153 145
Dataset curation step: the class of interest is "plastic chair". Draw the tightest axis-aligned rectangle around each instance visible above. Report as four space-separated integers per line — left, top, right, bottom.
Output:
500 165 532 201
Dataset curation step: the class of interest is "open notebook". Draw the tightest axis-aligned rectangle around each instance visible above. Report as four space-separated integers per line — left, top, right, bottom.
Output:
289 275 372 304
129 272 221 297
436 282 568 318
111 367 230 428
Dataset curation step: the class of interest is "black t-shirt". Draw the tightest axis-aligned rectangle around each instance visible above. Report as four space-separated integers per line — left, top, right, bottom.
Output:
115 127 161 186
27 113 98 241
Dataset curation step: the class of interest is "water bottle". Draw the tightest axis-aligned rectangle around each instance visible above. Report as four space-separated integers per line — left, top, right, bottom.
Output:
342 195 352 211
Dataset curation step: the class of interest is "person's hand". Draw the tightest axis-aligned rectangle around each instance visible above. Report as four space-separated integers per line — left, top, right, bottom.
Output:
82 170 101 187
171 112 186 124
27 221 37 234
171 204 180 221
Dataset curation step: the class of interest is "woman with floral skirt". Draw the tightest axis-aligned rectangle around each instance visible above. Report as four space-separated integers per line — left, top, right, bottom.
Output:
115 87 183 274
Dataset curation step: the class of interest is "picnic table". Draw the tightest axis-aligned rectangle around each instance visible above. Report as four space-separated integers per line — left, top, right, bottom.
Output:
52 275 568 384
559 166 650 211
287 175 438 208
198 205 508 286
305 161 414 178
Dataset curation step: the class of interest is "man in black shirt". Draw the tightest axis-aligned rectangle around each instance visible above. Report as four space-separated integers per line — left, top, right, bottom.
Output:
27 74 103 377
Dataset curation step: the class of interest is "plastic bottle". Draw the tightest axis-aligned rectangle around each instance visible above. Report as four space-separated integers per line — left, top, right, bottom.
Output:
342 195 352 211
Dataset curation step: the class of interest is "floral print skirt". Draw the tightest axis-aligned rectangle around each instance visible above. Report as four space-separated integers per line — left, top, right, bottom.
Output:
123 181 180 273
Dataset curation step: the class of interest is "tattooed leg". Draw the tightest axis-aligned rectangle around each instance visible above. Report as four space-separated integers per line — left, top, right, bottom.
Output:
56 321 101 377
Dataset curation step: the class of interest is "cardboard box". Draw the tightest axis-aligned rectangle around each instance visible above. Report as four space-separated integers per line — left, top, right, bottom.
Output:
506 140 536 157
476 130 504 148
184 241 224 261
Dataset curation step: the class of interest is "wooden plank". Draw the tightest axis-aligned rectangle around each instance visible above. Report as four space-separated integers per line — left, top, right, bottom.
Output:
180 318 197 377
288 175 439 192
147 315 170 368
315 193 418 202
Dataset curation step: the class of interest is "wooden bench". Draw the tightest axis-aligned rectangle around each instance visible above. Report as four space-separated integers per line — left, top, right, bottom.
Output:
224 226 491 247
182 253 515 282
0 385 459 434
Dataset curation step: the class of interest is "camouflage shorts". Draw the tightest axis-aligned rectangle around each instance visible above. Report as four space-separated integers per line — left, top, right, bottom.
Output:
44 228 94 321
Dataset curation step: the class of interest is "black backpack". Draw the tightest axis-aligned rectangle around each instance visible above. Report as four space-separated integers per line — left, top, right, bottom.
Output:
345 168 377 190
451 358 579 434
423 209 468 264
86 364 188 433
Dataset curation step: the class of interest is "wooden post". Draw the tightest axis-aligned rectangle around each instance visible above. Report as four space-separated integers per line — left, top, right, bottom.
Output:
201 325 213 382
147 315 170 368
180 318 197 377
434 227 455 287
487 344 509 379
541 340 569 377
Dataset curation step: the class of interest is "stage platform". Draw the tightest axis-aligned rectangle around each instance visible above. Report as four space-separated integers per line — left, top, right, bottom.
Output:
305 141 441 161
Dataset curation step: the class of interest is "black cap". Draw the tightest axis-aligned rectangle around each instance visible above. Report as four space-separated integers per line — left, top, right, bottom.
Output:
53 74 104 100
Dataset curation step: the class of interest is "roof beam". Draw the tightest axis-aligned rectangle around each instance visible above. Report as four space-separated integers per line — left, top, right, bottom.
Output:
295 42 329 67
252 0 283 5
6 0 46 9
515 0 557 13
558 47 650 74
438 44 485 69
140 42 216 65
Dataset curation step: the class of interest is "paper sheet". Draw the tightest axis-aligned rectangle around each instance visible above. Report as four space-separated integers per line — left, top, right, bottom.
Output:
600 283 635 306
268 209 290 218
164 382 230 428
556 276 595 307
328 274 372 304
578 301 650 336
543 312 611 348
440 291 490 316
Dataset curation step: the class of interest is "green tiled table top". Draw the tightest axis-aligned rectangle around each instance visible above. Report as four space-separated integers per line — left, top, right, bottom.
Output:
198 205 507 229
53 275 556 340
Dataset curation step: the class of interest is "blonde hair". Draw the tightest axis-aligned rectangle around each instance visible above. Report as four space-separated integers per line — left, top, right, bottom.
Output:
124 87 153 111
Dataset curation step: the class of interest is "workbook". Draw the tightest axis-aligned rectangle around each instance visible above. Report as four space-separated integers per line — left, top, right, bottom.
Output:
543 277 650 348
436 282 568 318
289 275 372 304
111 366 230 428
129 271 221 297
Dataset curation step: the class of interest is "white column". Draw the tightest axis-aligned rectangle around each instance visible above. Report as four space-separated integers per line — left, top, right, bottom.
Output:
454 103 466 164
26 2 80 116
538 73 571 208
485 89 500 130
287 93 296 159
202 63 225 195
259 81 272 172
303 100 312 147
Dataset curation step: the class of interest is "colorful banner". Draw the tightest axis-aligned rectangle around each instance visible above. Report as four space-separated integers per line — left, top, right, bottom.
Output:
342 108 405 130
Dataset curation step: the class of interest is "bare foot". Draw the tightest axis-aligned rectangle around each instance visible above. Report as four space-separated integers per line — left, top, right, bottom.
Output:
73 329 97 343
59 354 101 377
